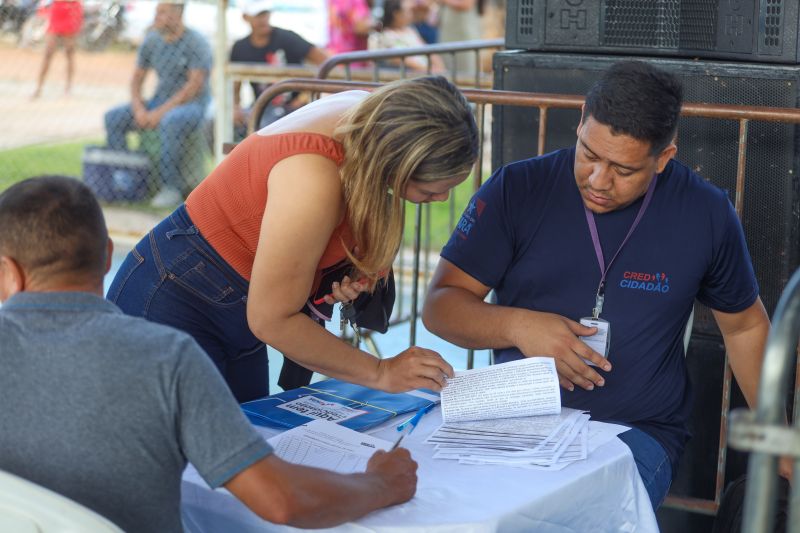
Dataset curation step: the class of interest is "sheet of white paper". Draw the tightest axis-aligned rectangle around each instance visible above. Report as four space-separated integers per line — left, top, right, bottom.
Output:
267 419 391 474
440 357 561 423
588 420 631 453
547 414 588 464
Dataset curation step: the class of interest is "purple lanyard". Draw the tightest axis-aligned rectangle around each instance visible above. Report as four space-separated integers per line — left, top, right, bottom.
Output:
583 175 658 318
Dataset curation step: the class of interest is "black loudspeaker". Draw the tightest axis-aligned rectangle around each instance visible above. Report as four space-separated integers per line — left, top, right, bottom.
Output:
674 336 737 493
506 0 800 64
492 51 800 335
654 334 745 532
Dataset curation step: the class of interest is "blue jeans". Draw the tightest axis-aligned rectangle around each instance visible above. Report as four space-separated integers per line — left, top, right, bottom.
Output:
104 98 207 190
617 426 673 510
106 205 268 402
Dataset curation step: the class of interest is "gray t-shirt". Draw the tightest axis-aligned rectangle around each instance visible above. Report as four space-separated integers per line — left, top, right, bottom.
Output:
0 292 272 532
138 26 212 104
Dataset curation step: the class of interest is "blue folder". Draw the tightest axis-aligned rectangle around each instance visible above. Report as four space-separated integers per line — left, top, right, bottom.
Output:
241 379 438 432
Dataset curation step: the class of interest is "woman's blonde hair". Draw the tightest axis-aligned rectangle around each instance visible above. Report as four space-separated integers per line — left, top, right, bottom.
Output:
335 76 478 281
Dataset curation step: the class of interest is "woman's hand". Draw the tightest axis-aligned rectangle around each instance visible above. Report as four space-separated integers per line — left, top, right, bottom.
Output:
322 275 369 305
374 347 455 393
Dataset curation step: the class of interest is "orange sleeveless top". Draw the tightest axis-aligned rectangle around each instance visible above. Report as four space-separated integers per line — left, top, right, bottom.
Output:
185 132 355 290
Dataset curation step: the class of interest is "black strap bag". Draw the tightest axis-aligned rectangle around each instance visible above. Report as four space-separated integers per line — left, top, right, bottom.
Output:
712 474 790 533
278 260 395 391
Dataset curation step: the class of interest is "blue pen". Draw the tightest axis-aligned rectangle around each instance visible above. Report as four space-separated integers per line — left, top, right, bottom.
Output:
391 404 435 450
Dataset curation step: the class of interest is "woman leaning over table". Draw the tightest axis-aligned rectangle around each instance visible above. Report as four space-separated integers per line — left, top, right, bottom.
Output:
107 76 479 403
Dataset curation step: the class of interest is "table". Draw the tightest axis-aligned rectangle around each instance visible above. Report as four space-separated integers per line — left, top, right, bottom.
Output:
181 408 659 532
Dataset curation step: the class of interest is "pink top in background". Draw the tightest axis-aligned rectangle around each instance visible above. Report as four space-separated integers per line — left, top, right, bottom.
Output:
327 0 370 54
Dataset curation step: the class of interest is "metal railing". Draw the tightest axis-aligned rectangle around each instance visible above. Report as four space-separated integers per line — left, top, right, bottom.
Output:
218 39 504 151
728 269 800 532
316 38 505 88
249 77 800 518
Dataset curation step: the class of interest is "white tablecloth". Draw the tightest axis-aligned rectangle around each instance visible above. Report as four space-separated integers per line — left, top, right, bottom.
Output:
181 408 659 533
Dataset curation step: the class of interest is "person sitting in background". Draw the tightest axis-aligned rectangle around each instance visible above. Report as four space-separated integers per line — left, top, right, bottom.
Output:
104 2 211 208
368 0 444 73
230 0 328 139
0 175 418 533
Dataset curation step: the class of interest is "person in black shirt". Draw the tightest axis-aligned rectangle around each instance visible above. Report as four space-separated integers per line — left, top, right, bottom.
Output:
231 0 328 137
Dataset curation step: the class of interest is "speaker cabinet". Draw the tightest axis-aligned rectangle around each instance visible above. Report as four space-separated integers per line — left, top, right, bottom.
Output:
673 335 733 495
506 0 800 64
656 334 745 531
492 51 800 334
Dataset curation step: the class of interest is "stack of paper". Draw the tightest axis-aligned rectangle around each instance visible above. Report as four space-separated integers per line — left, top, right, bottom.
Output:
426 357 628 470
428 408 590 470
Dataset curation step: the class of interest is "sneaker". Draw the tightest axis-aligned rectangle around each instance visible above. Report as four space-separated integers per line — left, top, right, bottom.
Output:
150 187 183 208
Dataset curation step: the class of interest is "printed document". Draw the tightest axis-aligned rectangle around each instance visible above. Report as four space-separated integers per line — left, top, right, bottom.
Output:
440 357 560 423
268 419 391 474
429 358 629 470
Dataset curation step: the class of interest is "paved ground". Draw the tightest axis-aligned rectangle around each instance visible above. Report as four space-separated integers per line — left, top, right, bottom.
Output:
103 205 161 245
0 40 138 149
0 40 168 238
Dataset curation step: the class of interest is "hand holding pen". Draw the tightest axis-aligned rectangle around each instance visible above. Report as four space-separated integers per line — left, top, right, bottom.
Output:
391 404 436 450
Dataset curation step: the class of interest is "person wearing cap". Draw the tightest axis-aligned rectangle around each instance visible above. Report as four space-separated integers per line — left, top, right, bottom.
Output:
231 0 327 138
104 2 212 208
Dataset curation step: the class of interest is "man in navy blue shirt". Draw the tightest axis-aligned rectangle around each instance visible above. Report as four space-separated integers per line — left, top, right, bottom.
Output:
422 61 779 509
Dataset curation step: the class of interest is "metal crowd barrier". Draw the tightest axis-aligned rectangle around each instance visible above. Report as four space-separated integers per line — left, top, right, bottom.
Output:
219 39 503 151
249 77 800 520
316 38 505 88
728 271 800 532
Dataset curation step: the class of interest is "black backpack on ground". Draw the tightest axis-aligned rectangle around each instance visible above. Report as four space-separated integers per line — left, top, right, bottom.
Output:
712 474 790 533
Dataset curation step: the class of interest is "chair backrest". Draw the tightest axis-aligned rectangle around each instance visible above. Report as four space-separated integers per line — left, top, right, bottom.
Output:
0 470 123 533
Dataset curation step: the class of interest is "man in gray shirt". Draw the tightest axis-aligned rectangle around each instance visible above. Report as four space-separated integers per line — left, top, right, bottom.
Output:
104 2 211 207
0 176 417 532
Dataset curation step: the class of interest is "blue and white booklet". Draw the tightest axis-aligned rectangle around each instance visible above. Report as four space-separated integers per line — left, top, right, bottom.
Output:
241 378 440 432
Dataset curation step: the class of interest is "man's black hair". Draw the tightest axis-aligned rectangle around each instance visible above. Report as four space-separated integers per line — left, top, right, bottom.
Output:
584 61 684 155
0 176 108 281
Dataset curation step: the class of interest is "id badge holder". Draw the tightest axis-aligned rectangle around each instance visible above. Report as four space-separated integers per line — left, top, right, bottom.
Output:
578 317 611 367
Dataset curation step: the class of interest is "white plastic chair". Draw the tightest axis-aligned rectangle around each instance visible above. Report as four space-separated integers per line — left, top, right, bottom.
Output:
0 470 123 533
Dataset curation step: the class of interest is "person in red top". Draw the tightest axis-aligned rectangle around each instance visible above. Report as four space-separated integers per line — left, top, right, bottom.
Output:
32 0 83 98
107 76 479 402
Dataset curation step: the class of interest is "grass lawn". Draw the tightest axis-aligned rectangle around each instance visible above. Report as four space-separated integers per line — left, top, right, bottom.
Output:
402 178 477 249
0 138 101 191
0 137 478 249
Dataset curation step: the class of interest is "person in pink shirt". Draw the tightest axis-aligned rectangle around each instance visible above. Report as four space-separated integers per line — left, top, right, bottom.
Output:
327 0 373 54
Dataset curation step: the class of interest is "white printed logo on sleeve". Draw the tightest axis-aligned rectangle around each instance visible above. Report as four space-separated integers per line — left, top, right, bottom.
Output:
276 395 365 423
578 317 611 366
